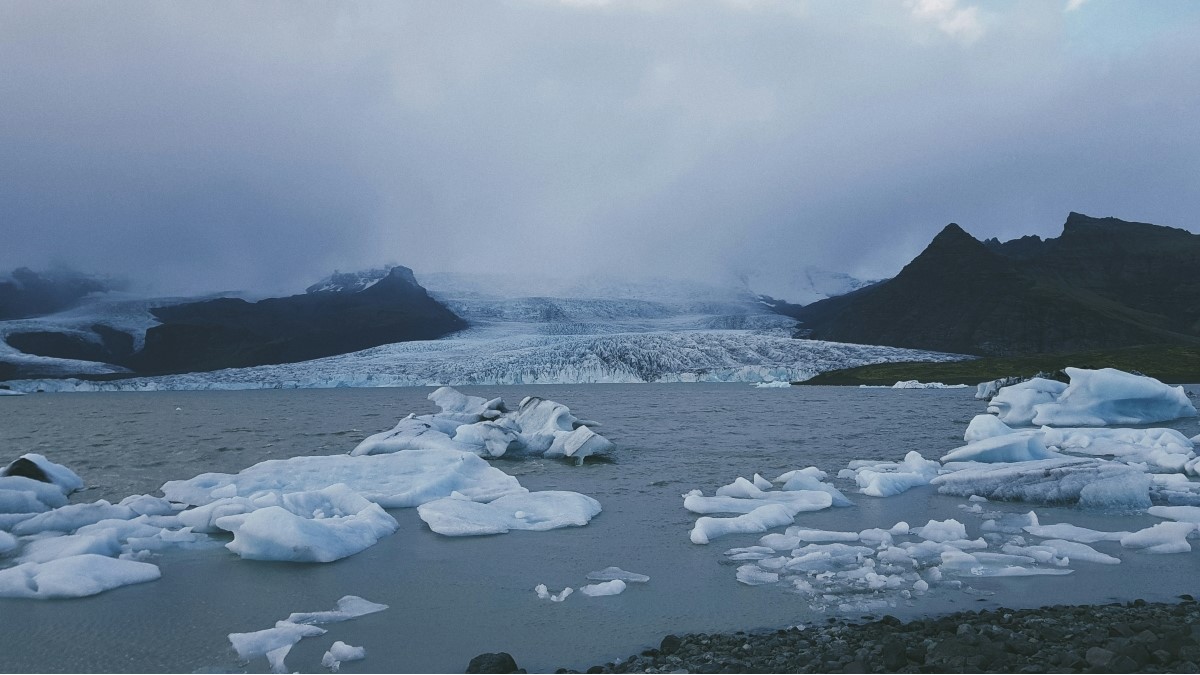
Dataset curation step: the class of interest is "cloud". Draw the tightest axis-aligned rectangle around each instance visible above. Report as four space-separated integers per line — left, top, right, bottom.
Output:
0 1 1197 299
1065 0 1090 12
906 0 986 44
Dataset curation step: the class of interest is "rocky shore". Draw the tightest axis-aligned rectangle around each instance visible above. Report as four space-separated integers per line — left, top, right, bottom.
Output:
498 597 1200 674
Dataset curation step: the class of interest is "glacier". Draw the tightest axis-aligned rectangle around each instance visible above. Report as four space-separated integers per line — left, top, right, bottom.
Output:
1 275 964 391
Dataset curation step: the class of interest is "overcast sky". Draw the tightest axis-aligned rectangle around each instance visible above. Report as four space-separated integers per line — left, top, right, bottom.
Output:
2 0 1198 298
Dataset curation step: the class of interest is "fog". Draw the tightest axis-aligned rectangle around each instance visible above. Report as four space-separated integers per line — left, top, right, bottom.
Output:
1 1 1198 300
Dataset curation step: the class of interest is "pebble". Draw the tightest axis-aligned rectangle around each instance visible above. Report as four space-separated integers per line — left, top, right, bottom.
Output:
559 598 1200 673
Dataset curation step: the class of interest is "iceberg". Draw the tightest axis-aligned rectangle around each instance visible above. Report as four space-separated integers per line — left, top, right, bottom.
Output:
229 595 386 673
890 380 968 389
586 567 649 583
322 641 366 672
941 431 1061 464
0 554 160 599
1119 522 1198 554
580 579 627 597
1 453 84 494
754 381 792 388
990 369 1196 427
416 491 601 536
932 457 1152 509
987 378 1068 426
215 485 399 563
690 503 797 545
841 451 941 497
162 449 525 509
351 388 614 462
1147 505 1200 523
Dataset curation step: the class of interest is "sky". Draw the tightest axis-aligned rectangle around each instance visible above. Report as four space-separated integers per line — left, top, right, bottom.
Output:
1 0 1198 299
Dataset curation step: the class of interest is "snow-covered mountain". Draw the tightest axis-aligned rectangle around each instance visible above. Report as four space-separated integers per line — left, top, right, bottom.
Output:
2 270 964 391
735 266 879 306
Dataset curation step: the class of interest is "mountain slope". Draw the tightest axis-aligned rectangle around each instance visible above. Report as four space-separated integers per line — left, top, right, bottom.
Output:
795 214 1200 356
131 266 466 373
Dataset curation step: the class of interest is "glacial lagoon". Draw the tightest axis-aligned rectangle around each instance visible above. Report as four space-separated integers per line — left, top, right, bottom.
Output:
1 383 1198 673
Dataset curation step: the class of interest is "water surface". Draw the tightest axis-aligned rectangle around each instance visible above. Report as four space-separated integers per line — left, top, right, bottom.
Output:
1 385 1197 673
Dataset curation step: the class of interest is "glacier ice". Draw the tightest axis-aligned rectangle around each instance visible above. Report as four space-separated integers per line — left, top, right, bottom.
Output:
580 579 627 597
841 452 941 497
989 369 1196 427
416 491 601 536
941 431 1061 464
216 485 399 563
162 449 525 509
932 457 1152 510
229 595 386 673
586 567 649 583
322 641 366 672
1147 505 1200 523
1119 522 1197 554
690 503 797 545
0 553 160 599
351 387 614 462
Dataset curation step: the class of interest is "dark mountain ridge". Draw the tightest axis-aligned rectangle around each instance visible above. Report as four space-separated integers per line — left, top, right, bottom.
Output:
794 213 1200 356
0 267 111 320
3 266 467 377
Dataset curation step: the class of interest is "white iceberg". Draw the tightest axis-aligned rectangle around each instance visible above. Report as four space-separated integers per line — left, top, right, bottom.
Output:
215 485 399 563
0 553 160 599
990 369 1196 427
322 641 366 672
350 388 614 462
987 378 1068 426
932 457 1152 509
891 380 968 389
580 579 627 597
754 381 792 388
941 431 1061 464
417 491 601 536
1119 522 1198 554
842 451 941 497
229 595 386 674
1147 505 1200 523
586 566 649 583
162 449 525 509
690 503 796 545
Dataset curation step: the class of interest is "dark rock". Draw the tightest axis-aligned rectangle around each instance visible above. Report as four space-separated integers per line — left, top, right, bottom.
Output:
1085 647 1115 669
660 635 683 655
467 652 521 674
1 457 49 483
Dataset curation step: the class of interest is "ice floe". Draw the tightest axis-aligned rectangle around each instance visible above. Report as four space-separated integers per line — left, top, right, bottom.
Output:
889 380 968 389
586 566 649 583
840 451 940 497
351 387 613 462
690 504 797 545
228 595 386 673
322 641 366 672
754 381 792 388
580 579 627 597
1119 522 1197 554
216 485 399 562
416 491 601 536
0 554 160 599
163 449 525 509
989 369 1196 427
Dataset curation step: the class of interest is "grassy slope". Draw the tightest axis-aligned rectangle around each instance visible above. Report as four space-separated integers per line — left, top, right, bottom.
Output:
800 344 1200 386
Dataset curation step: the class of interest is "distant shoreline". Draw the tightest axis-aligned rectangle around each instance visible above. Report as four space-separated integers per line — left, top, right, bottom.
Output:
798 344 1200 387
565 597 1200 674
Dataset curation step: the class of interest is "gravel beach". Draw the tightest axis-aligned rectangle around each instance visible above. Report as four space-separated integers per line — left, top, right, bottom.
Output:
541 597 1200 674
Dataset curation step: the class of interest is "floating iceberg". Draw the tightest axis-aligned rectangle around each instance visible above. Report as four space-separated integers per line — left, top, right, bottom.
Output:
0 553 160 599
322 641 366 672
228 595 386 674
352 387 614 462
754 381 792 388
941 431 1061 464
933 457 1152 510
586 567 649 583
890 380 968 389
1119 522 1198 554
989 369 1196 427
216 485 399 563
162 449 525 509
416 491 601 536
841 452 941 497
580 579 627 597
690 503 797 545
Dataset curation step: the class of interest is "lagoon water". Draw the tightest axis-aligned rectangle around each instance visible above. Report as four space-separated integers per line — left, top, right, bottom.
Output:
1 384 1198 673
